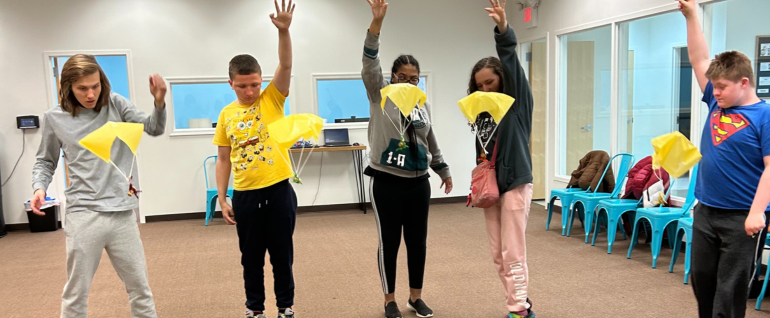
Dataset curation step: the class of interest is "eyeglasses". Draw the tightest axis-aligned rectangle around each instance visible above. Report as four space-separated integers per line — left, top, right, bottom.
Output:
392 73 420 85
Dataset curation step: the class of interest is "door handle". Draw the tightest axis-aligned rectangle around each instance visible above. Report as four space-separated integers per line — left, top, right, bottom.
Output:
581 124 592 132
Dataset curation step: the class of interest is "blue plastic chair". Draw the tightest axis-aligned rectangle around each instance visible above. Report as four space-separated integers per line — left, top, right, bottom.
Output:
755 234 770 310
204 155 234 226
568 154 635 243
547 188 587 235
591 196 642 254
669 217 693 284
628 165 699 268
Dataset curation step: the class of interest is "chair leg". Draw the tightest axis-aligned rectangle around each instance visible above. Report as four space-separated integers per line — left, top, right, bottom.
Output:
606 214 620 254
670 230 685 273
584 204 596 243
561 203 577 237
628 218 643 259
567 202 581 237
591 209 604 247
546 197 552 231
755 259 770 310
684 241 692 285
547 196 557 231
561 198 574 236
205 200 212 226
206 195 218 226
651 228 665 269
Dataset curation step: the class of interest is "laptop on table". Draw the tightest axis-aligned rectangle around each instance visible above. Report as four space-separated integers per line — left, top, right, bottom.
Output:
324 128 351 147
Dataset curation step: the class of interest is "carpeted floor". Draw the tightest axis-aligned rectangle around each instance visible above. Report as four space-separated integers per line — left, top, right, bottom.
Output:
1 202 768 317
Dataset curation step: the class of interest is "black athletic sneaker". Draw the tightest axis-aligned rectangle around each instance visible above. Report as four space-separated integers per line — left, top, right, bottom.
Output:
407 298 434 318
384 301 403 318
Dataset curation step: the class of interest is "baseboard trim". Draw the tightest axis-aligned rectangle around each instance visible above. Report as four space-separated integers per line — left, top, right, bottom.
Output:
5 222 62 232
432 196 468 204
146 212 220 223
144 196 469 223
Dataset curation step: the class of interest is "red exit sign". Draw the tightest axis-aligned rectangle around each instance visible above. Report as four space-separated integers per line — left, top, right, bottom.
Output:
524 7 532 22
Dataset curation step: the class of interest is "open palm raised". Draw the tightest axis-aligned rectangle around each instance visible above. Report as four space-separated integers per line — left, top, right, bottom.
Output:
149 73 167 107
270 0 296 30
367 0 388 21
485 0 508 30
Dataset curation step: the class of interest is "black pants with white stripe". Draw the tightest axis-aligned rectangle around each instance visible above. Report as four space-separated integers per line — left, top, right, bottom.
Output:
370 173 431 295
691 203 769 318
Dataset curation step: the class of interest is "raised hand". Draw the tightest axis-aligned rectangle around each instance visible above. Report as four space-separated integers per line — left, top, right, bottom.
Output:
366 0 388 35
367 0 388 21
149 73 167 108
677 0 697 19
485 0 508 31
271 0 296 31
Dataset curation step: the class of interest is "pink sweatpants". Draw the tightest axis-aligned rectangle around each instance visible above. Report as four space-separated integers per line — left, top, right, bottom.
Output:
483 183 533 313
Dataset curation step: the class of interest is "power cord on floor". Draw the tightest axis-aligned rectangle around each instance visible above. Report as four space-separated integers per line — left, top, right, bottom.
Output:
311 153 323 206
2 129 26 187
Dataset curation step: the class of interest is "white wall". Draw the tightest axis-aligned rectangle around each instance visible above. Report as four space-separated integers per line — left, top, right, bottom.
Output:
0 0 501 224
724 0 770 68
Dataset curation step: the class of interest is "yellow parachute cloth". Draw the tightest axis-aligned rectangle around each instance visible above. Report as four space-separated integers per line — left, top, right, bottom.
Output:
651 131 702 178
457 91 514 123
267 114 325 184
268 114 324 149
380 83 426 117
78 122 144 163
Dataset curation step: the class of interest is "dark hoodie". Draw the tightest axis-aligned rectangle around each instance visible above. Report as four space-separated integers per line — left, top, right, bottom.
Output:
474 25 534 194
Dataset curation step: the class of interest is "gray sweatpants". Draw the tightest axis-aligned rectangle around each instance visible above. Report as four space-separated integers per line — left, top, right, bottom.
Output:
61 211 156 318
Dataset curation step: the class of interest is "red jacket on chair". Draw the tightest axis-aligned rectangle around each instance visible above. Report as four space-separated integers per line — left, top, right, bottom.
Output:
621 156 670 201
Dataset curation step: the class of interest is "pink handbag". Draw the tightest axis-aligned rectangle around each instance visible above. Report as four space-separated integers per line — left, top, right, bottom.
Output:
467 143 499 208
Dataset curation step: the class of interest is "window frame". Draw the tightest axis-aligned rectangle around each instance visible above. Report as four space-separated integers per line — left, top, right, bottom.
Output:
167 75 294 137
311 71 432 130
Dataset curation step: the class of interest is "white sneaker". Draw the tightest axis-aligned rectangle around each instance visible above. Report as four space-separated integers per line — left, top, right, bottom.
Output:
277 307 294 318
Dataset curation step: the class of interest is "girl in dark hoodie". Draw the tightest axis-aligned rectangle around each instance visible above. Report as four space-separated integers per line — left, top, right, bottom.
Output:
468 1 535 317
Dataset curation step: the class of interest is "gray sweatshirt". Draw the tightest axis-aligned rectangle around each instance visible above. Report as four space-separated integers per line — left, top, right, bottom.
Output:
362 31 451 180
32 93 166 213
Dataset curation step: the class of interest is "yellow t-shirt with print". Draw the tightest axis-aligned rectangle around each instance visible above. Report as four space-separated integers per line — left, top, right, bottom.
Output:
213 83 293 191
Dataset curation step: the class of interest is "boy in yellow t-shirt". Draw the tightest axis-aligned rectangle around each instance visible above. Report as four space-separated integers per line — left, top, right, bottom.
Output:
214 81 293 189
212 1 297 317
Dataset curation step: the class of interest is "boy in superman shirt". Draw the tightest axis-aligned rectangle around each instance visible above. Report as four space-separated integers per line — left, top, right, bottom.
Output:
680 0 770 317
